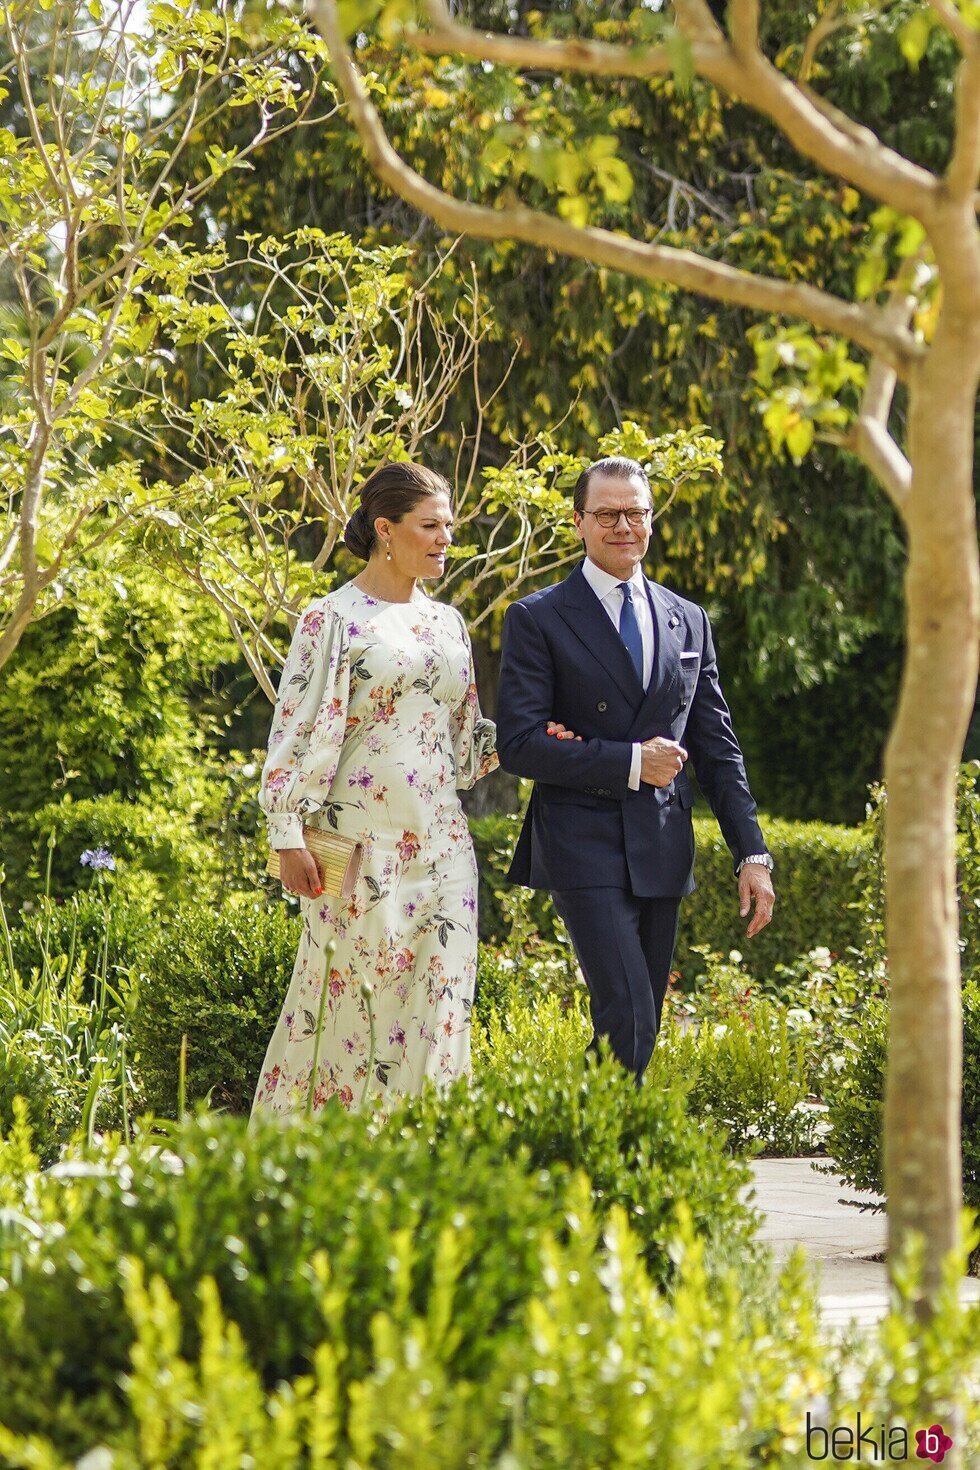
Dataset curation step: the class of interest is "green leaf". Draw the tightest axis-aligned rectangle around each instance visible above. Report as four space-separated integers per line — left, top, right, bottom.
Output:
34 529 57 568
593 156 634 206
557 195 590 229
786 418 814 461
855 252 887 301
667 28 695 93
77 391 111 419
899 12 932 67
124 131 140 157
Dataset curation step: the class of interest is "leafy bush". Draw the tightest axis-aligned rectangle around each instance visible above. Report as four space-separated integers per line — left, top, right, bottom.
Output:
471 810 871 984
0 1173 833 1470
0 876 138 1162
824 981 980 1255
0 880 161 1001
2 1139 979 1467
129 897 301 1116
0 1054 755 1461
0 556 235 909
22 796 222 909
654 1006 820 1157
413 1039 757 1278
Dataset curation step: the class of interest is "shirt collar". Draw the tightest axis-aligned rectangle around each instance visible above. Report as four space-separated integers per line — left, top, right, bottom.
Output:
581 557 646 603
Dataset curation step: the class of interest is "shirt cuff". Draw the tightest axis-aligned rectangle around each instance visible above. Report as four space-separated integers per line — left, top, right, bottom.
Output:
628 743 641 791
265 812 307 849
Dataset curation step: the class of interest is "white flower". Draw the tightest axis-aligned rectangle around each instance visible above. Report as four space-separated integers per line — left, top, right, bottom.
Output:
728 950 743 965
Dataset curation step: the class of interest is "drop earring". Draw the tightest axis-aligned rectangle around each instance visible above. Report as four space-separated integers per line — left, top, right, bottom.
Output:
385 540 393 562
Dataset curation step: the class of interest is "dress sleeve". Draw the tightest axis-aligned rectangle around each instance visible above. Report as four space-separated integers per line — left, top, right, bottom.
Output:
449 610 498 792
259 600 351 848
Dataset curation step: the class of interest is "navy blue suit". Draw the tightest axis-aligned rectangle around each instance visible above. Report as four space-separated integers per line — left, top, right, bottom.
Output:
496 560 768 1079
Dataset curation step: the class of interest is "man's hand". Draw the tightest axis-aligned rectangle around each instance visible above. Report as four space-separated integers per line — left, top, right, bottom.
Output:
278 846 324 900
639 737 688 787
739 863 775 938
546 722 583 741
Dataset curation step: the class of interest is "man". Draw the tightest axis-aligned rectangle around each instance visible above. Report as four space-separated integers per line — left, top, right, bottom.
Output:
496 456 774 1083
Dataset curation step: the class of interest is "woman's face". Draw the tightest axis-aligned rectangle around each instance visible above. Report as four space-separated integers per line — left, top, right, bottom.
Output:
376 491 454 580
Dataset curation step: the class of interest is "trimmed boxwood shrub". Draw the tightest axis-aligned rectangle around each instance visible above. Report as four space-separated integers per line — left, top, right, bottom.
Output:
0 1054 755 1457
129 897 301 1116
824 981 980 1257
471 810 871 983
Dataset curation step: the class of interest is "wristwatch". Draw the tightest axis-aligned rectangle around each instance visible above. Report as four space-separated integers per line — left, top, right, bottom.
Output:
737 853 774 874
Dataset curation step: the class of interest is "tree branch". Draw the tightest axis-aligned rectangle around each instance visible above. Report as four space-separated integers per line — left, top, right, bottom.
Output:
797 1 845 85
706 0 939 219
404 0 941 220
843 264 921 515
312 0 924 380
946 40 980 198
415 0 727 78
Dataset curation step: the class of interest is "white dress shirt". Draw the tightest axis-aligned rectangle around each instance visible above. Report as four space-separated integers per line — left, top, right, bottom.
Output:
581 558 654 791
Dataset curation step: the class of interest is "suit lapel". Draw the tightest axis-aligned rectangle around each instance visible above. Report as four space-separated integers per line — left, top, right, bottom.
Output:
556 562 645 706
625 580 684 738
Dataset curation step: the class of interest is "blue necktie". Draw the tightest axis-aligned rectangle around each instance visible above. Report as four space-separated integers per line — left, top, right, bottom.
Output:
618 582 644 683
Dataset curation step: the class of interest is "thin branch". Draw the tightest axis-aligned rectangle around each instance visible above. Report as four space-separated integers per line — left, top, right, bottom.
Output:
312 0 923 380
797 1 844 85
843 262 922 514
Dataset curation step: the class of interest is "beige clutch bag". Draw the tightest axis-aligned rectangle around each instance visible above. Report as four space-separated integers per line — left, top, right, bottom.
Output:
266 825 364 899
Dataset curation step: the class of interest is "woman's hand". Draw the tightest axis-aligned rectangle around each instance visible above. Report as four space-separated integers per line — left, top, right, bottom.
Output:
546 722 583 741
278 847 324 899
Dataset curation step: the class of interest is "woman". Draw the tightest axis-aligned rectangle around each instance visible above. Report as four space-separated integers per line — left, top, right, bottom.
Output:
251 463 498 1121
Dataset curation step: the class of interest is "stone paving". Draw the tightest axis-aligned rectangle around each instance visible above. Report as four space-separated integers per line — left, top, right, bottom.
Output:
743 1156 980 1329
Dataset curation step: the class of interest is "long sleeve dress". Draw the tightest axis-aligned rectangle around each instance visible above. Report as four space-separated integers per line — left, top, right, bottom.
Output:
251 582 497 1121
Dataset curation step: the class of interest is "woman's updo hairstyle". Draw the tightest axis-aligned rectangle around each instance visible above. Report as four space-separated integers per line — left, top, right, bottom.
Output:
342 463 452 562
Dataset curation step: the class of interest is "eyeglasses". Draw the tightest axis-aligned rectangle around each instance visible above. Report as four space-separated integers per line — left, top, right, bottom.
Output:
583 508 653 529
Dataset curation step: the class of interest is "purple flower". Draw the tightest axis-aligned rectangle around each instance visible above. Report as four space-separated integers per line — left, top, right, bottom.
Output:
80 847 116 872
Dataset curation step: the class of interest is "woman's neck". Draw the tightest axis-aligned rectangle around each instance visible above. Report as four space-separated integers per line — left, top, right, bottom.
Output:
352 556 418 605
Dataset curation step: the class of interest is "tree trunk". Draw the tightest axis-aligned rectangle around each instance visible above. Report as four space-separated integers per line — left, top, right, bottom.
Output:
883 201 980 1317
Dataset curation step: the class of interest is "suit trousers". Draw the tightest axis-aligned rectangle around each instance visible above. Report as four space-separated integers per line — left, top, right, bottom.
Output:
551 887 681 1083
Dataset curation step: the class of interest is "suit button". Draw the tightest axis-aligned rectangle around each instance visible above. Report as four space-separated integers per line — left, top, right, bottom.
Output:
597 701 607 712
666 793 675 805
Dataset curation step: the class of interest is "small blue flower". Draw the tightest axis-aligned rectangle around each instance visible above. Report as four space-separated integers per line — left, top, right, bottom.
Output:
80 847 116 872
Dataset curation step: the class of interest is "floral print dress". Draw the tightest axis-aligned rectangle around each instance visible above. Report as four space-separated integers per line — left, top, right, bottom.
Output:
251 582 497 1120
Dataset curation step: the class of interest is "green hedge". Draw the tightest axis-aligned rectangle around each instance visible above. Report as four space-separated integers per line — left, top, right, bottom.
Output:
823 980 980 1235
472 810 870 983
128 897 301 1117
0 1051 755 1457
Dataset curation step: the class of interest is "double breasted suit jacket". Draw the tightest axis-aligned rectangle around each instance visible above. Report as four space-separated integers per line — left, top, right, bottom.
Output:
495 561 768 898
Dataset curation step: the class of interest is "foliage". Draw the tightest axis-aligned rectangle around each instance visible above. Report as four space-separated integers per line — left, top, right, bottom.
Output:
0 553 235 908
0 867 138 1162
654 1002 821 1158
823 980 980 1239
0 1175 829 1470
0 1075 753 1458
128 897 301 1116
167 0 945 717
471 807 872 983
0 0 336 666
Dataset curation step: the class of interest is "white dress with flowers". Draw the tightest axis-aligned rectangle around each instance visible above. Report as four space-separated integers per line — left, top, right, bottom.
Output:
251 582 497 1120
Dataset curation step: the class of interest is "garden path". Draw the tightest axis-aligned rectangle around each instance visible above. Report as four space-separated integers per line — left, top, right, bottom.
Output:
743 1158 980 1330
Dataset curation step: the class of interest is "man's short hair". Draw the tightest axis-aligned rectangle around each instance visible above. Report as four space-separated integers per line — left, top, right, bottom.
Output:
573 456 651 515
